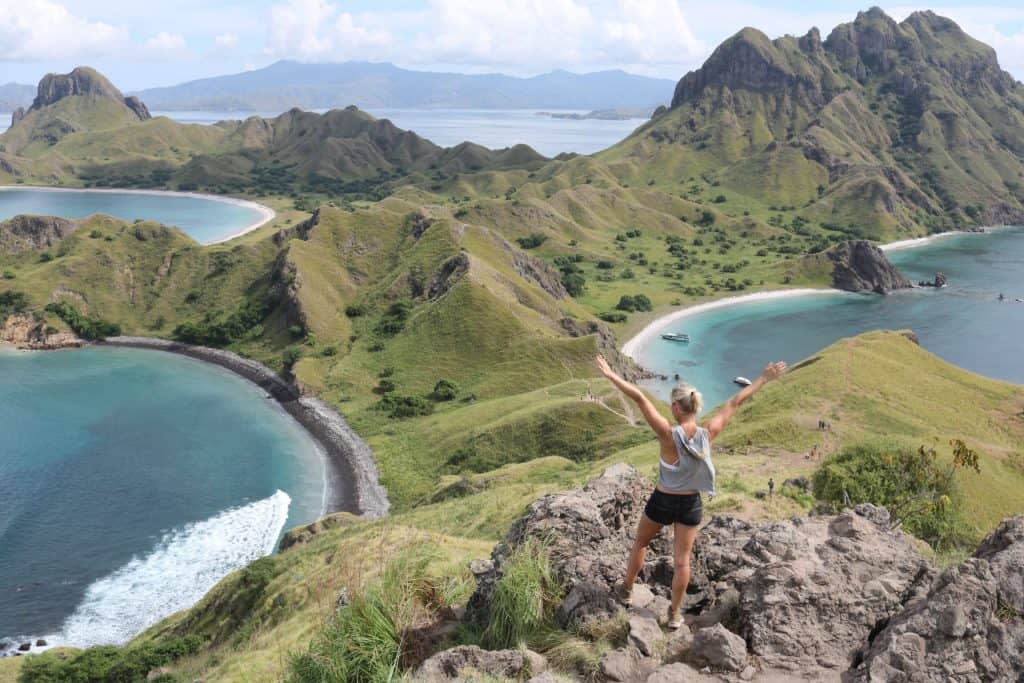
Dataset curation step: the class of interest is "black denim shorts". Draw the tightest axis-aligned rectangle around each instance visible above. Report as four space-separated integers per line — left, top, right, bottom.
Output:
644 489 703 527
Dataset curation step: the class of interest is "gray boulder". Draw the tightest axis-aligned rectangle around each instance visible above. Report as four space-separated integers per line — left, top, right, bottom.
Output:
691 623 747 672
628 615 665 657
850 515 1024 682
417 645 546 680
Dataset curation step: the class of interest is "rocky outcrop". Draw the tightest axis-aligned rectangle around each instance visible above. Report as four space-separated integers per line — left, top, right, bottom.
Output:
0 313 80 349
827 240 912 293
277 511 359 551
10 107 25 127
418 645 546 680
466 465 934 680
428 253 470 299
918 272 947 288
559 317 645 382
0 214 79 253
851 515 1024 682
30 67 150 121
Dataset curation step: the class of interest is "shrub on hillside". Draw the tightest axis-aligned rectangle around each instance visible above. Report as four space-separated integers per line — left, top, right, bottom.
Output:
20 635 202 683
431 379 459 401
376 394 435 419
813 440 981 551
172 300 267 347
44 302 121 340
0 290 28 318
516 233 548 249
615 294 652 313
599 312 627 323
375 301 412 337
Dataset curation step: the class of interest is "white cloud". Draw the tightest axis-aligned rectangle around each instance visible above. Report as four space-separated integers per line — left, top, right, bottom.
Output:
0 0 125 61
142 31 189 59
214 33 239 49
259 0 705 75
264 0 391 60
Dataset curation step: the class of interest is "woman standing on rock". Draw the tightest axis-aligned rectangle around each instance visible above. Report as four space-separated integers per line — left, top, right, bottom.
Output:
595 355 786 628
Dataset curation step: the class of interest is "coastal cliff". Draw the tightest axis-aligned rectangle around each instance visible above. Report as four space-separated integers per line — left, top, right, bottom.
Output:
826 239 912 293
0 214 80 254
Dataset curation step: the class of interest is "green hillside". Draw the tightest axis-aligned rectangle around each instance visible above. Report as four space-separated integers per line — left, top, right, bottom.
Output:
4 331 1020 683
3 7 1024 681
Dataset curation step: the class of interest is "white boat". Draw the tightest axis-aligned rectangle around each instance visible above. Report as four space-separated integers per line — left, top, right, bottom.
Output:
661 332 691 342
733 376 752 386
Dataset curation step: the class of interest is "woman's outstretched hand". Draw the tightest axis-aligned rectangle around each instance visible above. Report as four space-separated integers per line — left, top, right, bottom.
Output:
595 355 615 378
761 361 787 382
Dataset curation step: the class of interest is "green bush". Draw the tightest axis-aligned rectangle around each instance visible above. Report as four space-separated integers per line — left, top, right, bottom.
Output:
0 290 29 318
376 394 434 419
20 635 203 683
599 312 627 323
516 233 548 249
345 304 367 318
172 300 268 347
282 347 302 369
44 302 121 340
2 270 14 279
375 301 412 337
431 379 459 401
813 440 980 551
481 539 562 649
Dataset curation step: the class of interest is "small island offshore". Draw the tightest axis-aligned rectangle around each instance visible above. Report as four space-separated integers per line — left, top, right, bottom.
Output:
2 6 1024 682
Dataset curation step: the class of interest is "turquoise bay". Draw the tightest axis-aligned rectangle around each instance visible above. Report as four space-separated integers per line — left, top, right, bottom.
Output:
633 228 1024 410
0 188 271 245
0 347 324 647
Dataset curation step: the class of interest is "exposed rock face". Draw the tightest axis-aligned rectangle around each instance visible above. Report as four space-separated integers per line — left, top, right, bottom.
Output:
0 214 79 253
428 253 470 299
559 317 645 382
851 515 1024 682
467 466 934 680
417 645 546 680
10 107 25 127
277 511 359 551
30 67 150 121
509 247 569 300
828 240 912 293
0 313 80 349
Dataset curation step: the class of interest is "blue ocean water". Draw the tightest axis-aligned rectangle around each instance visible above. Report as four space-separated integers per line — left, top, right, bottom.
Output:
633 228 1024 410
0 188 267 245
0 347 325 648
145 109 645 157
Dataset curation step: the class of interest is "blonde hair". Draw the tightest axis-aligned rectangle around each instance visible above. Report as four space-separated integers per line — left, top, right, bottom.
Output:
670 382 703 416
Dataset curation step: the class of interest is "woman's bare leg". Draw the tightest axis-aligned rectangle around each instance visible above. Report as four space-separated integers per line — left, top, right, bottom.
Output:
624 515 664 589
670 523 699 615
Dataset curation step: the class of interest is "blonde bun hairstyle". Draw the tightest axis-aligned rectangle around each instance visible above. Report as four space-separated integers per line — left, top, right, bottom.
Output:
670 383 703 415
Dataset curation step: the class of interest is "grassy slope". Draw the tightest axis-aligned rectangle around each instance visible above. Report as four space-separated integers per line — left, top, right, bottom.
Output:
12 330 1010 683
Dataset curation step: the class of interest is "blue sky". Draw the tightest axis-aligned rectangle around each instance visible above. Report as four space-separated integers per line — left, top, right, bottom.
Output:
3 1 1024 90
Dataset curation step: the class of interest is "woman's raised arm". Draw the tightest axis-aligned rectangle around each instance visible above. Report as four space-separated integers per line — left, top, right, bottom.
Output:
595 355 672 440
705 361 786 441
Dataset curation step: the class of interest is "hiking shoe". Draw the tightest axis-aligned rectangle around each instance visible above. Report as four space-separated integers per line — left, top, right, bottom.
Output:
615 581 633 606
667 609 684 630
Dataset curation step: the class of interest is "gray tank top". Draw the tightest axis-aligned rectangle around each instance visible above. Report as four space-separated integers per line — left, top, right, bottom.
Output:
659 425 716 494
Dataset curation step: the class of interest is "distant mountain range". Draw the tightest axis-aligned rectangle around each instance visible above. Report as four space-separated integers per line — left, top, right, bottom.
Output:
0 83 35 112
126 61 673 112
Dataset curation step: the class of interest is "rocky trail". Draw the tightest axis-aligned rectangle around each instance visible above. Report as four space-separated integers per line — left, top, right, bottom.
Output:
414 464 1024 682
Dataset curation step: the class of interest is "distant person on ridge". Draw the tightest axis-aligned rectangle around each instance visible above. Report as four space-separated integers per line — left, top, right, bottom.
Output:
595 355 787 629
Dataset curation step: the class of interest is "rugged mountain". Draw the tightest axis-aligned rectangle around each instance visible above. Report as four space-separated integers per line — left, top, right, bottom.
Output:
605 7 1024 239
134 60 674 111
0 68 546 190
1 67 150 155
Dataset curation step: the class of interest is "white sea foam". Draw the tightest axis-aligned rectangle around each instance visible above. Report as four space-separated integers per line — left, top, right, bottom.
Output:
32 490 290 649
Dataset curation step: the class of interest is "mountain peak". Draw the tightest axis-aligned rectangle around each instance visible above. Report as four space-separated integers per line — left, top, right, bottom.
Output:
28 66 151 121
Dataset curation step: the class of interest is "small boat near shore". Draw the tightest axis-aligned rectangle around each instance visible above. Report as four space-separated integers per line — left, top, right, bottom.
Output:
733 376 752 386
661 332 690 342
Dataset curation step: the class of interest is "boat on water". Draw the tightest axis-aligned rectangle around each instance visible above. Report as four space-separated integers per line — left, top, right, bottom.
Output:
661 332 690 342
733 376 752 386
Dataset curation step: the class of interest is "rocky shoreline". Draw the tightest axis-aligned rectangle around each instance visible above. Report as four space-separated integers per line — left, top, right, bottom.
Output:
97 336 390 520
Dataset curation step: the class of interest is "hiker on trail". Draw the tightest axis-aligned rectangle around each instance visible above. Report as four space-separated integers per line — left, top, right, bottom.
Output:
768 477 775 496
595 355 787 630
